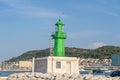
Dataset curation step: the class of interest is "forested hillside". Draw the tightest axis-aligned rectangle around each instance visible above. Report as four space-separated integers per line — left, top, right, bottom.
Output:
7 46 120 62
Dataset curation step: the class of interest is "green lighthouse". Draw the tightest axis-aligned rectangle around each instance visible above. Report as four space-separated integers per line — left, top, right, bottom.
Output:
52 19 66 57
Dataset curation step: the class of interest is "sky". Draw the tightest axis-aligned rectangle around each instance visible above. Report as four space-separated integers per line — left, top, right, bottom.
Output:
0 0 120 61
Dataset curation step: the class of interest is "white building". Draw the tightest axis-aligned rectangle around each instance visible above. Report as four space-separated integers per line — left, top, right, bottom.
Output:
35 56 79 74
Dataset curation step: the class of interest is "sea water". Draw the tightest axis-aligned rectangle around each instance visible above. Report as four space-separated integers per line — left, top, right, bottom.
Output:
0 71 22 76
80 70 112 76
0 71 112 76
80 70 89 74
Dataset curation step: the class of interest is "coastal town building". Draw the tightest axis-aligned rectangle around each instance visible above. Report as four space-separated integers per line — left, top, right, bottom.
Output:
111 54 120 66
19 61 32 68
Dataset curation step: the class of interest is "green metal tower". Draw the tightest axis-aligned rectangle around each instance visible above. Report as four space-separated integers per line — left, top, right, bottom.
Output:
51 19 66 57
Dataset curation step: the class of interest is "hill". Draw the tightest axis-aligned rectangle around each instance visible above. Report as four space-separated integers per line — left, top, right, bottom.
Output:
7 46 120 62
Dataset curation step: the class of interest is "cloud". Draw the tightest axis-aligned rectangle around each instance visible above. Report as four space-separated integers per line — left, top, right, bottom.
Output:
88 42 106 49
68 31 99 38
21 9 64 18
77 0 120 17
103 10 119 17
0 0 66 18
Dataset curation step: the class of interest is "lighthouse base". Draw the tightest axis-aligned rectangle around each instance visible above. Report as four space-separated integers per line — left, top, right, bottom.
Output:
35 56 79 74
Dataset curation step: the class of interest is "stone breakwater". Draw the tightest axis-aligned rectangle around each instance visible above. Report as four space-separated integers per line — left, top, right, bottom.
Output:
7 72 120 80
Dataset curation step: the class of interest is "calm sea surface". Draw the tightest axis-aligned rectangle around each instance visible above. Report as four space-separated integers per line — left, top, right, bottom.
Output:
0 71 111 76
0 71 23 76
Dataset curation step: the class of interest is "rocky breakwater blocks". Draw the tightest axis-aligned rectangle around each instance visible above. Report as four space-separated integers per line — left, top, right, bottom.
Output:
7 73 82 80
7 72 116 80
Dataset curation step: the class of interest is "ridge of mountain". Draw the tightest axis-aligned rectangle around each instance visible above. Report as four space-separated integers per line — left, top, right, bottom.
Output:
7 46 120 62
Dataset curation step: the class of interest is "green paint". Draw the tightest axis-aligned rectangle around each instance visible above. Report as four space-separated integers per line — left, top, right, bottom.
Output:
52 19 66 57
